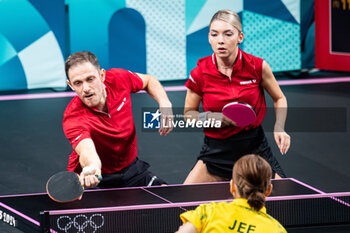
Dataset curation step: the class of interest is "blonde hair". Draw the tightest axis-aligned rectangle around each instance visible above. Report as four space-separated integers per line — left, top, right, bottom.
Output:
233 154 272 211
209 9 242 32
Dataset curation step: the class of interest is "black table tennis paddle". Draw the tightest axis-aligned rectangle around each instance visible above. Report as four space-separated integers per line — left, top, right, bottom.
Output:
46 171 101 203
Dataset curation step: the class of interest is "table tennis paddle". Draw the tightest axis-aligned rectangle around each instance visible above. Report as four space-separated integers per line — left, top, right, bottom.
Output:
222 102 256 127
46 171 102 203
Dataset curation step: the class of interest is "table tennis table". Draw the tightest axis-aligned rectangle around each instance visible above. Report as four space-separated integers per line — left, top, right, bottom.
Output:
0 178 349 232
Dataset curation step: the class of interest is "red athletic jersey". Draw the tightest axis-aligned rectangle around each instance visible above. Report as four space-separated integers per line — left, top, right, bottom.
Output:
63 68 143 174
185 48 266 139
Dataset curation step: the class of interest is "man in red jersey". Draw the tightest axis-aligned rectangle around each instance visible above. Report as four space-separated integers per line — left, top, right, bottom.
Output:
63 51 173 188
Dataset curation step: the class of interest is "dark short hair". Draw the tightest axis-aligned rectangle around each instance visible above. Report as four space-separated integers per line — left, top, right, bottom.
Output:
65 51 101 80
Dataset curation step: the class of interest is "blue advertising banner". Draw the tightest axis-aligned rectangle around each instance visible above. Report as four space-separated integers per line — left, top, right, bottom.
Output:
0 0 300 91
0 0 66 91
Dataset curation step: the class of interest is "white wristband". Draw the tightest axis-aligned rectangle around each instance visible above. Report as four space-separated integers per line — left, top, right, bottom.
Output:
198 112 209 122
82 166 94 175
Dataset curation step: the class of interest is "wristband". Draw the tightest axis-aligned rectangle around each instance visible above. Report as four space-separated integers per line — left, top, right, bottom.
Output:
198 112 209 122
82 166 102 180
82 166 94 175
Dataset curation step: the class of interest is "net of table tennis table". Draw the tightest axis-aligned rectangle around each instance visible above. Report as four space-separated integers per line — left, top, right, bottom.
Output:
46 192 350 233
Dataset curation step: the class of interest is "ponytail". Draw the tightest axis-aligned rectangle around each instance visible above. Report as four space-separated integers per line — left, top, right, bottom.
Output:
233 154 272 211
247 189 266 211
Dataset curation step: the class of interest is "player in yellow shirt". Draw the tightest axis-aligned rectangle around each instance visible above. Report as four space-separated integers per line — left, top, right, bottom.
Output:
176 154 287 233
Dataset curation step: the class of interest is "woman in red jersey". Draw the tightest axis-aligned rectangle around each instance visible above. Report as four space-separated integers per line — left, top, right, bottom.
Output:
177 154 287 233
184 10 290 183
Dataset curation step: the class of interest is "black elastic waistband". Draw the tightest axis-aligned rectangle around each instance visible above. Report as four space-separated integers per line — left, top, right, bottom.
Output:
205 126 263 144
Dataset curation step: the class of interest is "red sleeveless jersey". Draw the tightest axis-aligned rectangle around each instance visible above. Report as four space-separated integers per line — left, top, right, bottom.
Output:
185 48 266 139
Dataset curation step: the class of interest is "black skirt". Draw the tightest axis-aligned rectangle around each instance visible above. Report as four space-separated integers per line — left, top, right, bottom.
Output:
198 126 286 179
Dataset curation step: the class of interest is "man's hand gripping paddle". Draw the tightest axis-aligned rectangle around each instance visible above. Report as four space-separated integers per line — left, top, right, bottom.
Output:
46 171 102 203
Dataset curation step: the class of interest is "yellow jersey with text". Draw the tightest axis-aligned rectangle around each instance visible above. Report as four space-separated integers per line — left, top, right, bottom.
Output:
180 198 286 233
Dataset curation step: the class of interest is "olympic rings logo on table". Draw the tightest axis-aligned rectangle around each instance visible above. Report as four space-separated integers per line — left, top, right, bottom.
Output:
57 214 104 233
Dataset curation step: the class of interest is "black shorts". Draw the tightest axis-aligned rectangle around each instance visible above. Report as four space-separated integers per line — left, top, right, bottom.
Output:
198 126 286 179
98 158 167 188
